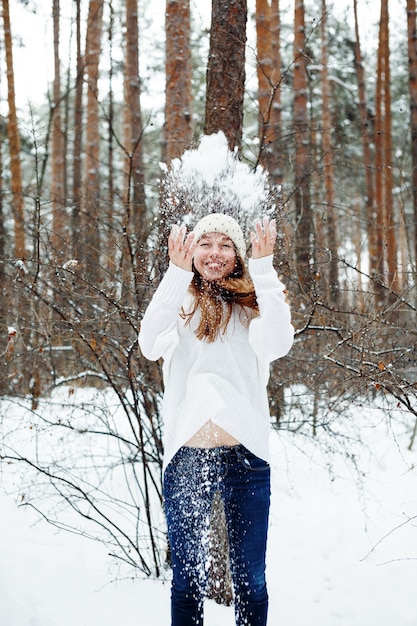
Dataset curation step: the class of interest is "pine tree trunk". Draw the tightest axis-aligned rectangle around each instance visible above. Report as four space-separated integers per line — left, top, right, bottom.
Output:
352 0 375 292
255 0 282 185
406 0 417 277
1 0 25 259
51 0 66 259
374 14 385 290
374 0 397 301
206 492 234 606
0 122 6 395
165 0 193 163
72 0 83 261
82 0 103 283
256 0 273 159
204 0 247 152
381 0 397 294
106 1 116 277
320 0 339 305
293 0 312 293
123 0 147 292
270 0 282 186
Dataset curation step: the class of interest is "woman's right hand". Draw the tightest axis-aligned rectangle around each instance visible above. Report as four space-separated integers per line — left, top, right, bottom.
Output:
168 224 197 272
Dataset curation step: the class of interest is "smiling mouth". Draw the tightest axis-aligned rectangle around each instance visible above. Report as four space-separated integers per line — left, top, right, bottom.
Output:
206 263 223 270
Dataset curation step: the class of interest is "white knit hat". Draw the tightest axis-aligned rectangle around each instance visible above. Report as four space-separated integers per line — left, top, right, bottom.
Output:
192 213 246 260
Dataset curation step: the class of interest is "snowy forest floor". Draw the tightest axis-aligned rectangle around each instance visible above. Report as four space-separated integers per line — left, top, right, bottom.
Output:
1 393 417 626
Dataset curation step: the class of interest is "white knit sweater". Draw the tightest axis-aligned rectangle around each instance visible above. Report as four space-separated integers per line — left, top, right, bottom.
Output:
138 255 294 471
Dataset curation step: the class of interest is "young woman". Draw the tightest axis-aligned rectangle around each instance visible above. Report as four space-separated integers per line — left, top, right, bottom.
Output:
139 213 294 626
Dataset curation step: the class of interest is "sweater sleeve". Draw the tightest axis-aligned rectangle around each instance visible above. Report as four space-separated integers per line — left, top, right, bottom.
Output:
138 262 194 361
248 255 294 364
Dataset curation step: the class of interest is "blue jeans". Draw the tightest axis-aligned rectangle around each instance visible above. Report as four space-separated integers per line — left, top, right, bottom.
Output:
163 445 271 626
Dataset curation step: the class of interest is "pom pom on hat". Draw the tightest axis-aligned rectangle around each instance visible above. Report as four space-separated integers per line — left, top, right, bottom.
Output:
193 213 246 259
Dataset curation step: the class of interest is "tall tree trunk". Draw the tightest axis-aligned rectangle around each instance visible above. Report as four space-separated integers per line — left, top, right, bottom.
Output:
270 0 282 187
354 201 365 312
0 106 6 395
82 0 103 283
256 0 282 185
352 0 375 291
107 0 116 277
72 0 83 261
256 0 273 162
165 0 193 163
0 129 3 266
374 0 397 301
406 0 417 276
51 0 66 258
204 0 247 152
293 0 312 293
374 11 385 288
381 0 397 293
398 203 410 293
1 0 25 259
123 0 146 290
320 0 339 305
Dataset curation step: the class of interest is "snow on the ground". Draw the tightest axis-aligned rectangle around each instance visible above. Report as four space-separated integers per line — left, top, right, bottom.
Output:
1 400 417 626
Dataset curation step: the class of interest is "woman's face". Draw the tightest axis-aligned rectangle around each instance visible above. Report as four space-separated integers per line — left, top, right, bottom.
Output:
193 232 237 282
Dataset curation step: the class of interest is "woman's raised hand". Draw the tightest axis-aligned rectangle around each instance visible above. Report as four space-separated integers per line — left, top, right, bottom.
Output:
168 224 197 271
250 217 277 259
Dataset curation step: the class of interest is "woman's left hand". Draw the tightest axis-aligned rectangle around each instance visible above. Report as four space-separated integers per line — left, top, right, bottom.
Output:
250 217 277 259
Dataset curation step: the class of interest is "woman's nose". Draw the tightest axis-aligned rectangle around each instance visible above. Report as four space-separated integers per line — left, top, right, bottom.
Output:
209 246 221 257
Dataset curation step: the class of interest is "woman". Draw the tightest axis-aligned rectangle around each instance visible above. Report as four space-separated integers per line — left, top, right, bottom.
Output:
139 213 294 626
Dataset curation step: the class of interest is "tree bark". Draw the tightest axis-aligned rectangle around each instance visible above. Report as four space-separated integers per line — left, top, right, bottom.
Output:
255 0 282 185
51 0 66 258
406 0 417 275
0 109 6 394
256 0 273 158
82 0 103 282
270 0 282 186
123 0 147 290
381 0 397 293
106 1 116 277
293 0 312 293
352 0 375 289
72 0 83 261
374 0 397 300
1 0 25 259
204 0 247 152
206 492 233 606
320 0 339 305
374 23 385 287
165 0 193 163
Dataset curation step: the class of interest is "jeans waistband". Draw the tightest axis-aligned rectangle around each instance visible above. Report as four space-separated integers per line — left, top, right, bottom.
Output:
178 443 249 463
179 443 247 459
167 444 269 477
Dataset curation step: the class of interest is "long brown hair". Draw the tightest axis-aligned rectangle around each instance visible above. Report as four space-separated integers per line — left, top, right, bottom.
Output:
181 255 259 342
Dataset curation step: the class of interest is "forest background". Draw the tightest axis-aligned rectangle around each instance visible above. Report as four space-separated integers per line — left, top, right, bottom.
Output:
1 0 417 591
